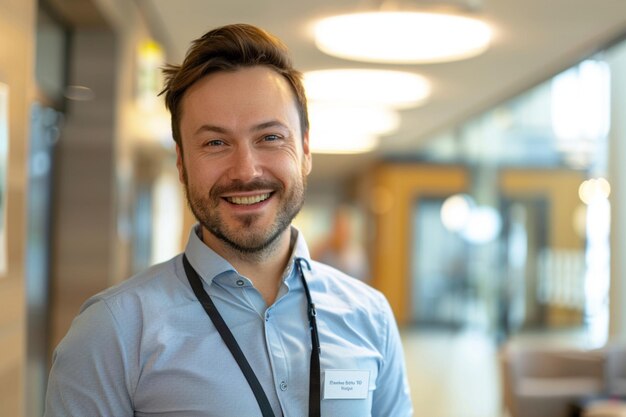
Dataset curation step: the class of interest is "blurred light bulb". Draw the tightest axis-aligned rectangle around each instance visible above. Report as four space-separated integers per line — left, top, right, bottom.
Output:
579 178 611 205
461 205 502 244
441 194 474 232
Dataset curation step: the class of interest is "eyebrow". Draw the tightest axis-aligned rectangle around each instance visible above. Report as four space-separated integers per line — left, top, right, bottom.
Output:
193 120 290 136
194 124 228 135
251 120 290 133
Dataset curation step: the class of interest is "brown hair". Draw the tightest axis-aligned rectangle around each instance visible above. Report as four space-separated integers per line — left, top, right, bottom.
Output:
161 23 309 147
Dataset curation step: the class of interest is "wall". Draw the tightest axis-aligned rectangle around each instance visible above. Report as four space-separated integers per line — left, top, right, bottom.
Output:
499 169 585 250
92 0 182 282
49 30 118 349
0 0 36 415
46 0 170 352
46 0 175 351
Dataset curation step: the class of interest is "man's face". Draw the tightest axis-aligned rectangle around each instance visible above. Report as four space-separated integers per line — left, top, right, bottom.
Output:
177 66 312 255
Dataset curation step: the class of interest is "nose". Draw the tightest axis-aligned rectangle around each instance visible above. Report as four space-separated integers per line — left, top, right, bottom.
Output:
227 144 263 182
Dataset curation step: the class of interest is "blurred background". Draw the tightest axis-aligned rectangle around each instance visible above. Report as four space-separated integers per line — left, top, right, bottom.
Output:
1 0 626 416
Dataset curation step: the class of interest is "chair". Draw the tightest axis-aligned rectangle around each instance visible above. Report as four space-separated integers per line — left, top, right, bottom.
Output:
500 344 606 417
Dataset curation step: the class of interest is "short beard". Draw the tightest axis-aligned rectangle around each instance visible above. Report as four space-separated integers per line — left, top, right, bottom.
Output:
182 165 306 261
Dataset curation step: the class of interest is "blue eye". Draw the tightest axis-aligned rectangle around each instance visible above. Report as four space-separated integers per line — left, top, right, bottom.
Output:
264 134 280 142
206 139 225 146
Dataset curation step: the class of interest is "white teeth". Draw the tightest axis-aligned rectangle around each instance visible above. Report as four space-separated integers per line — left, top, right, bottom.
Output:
227 193 271 205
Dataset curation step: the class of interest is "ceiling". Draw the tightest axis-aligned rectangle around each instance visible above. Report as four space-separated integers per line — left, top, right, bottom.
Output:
136 0 626 189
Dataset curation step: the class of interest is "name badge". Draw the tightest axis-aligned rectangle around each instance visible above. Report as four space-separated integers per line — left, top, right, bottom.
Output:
323 369 370 400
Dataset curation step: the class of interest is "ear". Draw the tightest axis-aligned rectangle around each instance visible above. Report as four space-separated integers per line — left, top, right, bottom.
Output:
302 131 312 175
175 144 185 184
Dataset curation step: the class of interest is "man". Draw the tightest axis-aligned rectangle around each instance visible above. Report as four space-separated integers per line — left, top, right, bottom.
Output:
45 23 413 417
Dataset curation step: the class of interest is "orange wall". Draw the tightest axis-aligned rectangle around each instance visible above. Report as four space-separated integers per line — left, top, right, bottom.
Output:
499 169 585 249
369 164 468 324
0 0 35 415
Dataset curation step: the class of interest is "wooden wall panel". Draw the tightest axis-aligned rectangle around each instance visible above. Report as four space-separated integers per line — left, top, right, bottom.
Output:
0 0 36 415
369 164 469 324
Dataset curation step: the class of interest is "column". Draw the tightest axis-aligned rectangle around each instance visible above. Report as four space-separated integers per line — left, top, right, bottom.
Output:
607 39 626 342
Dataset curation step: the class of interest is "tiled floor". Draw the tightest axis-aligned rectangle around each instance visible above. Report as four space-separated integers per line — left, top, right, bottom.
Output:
401 328 503 417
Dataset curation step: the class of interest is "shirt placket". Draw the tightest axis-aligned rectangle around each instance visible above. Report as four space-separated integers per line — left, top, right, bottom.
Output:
265 300 291 405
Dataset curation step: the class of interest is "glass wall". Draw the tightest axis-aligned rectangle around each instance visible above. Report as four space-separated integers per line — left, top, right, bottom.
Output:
401 54 613 346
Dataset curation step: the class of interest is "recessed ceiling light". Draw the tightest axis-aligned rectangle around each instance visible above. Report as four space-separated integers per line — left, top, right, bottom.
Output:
304 69 430 109
314 11 492 64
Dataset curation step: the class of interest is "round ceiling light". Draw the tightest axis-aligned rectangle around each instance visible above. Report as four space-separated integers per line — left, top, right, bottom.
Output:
304 69 430 109
307 103 399 154
314 11 492 64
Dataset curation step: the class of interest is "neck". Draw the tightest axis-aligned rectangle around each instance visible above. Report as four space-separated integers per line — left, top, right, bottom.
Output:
201 227 296 305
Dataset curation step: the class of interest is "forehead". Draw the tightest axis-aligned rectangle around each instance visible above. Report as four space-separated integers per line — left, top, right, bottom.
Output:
179 66 300 135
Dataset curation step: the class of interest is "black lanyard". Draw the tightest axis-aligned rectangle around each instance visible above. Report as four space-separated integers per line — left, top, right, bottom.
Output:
182 255 321 417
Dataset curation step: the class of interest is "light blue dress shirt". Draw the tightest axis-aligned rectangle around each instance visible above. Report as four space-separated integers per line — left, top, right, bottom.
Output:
44 226 413 417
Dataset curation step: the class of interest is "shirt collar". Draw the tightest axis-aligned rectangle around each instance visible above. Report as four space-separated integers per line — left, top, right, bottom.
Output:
183 224 312 286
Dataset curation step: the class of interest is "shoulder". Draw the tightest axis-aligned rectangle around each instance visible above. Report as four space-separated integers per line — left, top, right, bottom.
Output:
308 260 392 321
68 255 193 346
45 261 183 416
309 260 384 297
52 255 190 376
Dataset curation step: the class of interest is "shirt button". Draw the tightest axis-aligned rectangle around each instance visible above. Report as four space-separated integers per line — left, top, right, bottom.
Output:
279 381 288 391
236 279 245 287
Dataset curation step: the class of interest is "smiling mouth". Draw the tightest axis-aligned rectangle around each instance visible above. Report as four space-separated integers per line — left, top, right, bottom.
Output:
225 193 272 205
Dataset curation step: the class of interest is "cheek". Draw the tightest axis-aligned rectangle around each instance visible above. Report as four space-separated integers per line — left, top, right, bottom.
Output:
183 160 217 191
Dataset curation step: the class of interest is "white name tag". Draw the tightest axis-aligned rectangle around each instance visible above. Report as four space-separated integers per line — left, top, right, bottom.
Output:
323 369 370 400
